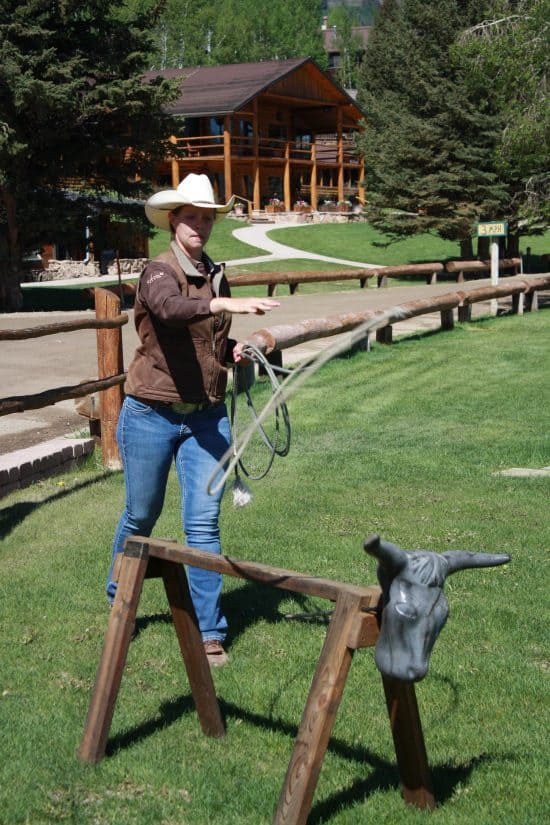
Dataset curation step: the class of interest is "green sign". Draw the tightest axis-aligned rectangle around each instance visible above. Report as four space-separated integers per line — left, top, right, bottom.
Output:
477 221 508 237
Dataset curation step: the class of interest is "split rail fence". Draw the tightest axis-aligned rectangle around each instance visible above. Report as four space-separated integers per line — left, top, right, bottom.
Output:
227 257 522 295
0 287 126 469
1 273 548 473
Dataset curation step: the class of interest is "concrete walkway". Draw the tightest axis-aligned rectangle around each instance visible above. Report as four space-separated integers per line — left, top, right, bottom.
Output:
228 221 382 268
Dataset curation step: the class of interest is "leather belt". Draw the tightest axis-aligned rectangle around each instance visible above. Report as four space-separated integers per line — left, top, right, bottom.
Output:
170 400 217 414
131 396 218 414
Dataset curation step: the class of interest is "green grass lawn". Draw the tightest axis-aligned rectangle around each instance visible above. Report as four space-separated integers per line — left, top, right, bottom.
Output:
268 224 550 270
1 311 548 823
270 224 460 266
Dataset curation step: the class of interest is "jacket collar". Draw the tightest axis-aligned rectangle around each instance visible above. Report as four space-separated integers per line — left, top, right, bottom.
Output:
170 240 218 279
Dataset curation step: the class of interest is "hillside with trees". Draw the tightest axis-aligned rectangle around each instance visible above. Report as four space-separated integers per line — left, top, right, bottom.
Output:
323 0 381 26
1 0 547 311
456 0 549 229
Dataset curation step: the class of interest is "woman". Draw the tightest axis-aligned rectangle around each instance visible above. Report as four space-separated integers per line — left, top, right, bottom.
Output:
106 173 279 666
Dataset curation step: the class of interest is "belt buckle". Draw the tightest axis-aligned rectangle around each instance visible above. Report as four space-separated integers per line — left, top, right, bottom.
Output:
171 401 199 414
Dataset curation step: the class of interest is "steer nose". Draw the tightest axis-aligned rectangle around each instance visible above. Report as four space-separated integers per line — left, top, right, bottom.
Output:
407 662 427 682
375 646 429 682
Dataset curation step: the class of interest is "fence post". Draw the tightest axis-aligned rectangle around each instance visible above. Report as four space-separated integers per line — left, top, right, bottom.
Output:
95 288 124 469
440 308 455 330
376 325 393 344
457 303 472 322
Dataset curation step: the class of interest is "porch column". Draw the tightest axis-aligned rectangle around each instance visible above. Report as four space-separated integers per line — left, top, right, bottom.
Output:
284 141 291 211
171 160 180 188
358 156 366 205
223 116 233 198
310 141 318 210
170 136 180 188
253 99 260 210
337 107 344 204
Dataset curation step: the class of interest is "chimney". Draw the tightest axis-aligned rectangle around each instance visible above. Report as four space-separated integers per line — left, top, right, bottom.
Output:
322 15 328 30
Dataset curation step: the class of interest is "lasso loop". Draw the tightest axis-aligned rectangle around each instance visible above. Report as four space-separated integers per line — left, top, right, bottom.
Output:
207 305 408 497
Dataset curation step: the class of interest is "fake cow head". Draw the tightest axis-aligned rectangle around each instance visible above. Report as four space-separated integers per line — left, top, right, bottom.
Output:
364 534 510 682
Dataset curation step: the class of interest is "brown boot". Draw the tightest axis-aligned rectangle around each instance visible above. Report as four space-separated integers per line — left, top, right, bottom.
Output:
203 639 229 667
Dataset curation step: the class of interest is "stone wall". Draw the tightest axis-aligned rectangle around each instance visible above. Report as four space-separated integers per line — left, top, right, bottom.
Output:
24 258 148 282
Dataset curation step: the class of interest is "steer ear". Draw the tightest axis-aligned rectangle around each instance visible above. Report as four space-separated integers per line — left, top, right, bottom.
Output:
364 534 408 574
442 551 511 575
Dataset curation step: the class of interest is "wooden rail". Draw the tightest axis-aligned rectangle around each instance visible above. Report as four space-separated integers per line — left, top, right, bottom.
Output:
2 273 547 476
372 263 444 288
243 276 550 354
227 259 522 296
0 315 127 341
227 268 373 295
445 257 521 281
0 287 126 469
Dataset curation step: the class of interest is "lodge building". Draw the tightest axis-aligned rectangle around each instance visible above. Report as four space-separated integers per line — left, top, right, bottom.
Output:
145 57 365 214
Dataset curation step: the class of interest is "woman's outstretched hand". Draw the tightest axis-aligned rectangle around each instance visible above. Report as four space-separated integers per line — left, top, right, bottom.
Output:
210 296 280 316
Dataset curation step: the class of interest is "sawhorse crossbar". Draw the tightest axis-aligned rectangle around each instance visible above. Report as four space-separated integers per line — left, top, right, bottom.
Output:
78 538 435 823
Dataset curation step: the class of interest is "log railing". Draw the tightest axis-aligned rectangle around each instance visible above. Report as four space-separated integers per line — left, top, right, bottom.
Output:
0 287 126 469
228 268 375 296
241 276 550 354
445 257 521 281
170 133 361 166
227 260 523 296
2 274 547 474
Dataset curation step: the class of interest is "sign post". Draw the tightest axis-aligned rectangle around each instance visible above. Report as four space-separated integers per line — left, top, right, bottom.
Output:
477 221 508 316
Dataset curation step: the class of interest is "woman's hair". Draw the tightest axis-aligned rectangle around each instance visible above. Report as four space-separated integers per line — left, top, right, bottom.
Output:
168 206 183 236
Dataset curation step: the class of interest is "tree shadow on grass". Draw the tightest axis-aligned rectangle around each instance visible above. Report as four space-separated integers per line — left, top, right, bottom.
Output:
106 687 504 819
0 474 110 540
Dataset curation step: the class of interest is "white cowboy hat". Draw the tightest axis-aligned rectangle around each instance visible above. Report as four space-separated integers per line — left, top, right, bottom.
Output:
145 173 235 231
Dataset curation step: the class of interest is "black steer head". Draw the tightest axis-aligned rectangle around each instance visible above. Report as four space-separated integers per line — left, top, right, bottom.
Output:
364 534 510 682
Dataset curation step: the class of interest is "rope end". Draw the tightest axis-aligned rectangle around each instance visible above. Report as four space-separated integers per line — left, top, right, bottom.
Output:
232 476 253 507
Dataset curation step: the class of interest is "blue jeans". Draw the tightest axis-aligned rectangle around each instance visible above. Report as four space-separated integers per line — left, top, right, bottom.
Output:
107 395 231 642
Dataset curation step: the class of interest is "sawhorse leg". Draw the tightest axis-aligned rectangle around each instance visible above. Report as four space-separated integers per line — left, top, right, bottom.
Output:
78 541 150 763
78 541 224 764
273 591 434 824
160 559 224 737
273 591 365 825
382 676 435 809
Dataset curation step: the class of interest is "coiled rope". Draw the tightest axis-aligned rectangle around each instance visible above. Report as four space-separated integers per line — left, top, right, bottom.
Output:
230 342 292 483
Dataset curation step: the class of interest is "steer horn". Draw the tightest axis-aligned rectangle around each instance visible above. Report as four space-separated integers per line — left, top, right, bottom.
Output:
442 550 511 573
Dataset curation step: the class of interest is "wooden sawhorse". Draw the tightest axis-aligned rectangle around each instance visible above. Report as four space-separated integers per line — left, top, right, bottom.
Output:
78 538 435 823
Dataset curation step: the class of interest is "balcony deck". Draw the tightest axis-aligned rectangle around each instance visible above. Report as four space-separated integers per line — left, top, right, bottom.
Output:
172 135 361 166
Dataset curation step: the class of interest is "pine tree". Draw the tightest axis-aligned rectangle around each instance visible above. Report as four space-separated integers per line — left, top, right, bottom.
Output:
0 0 182 311
455 0 550 234
356 0 508 256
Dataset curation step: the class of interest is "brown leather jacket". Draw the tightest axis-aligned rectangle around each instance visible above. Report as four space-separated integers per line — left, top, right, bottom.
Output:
125 244 233 404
